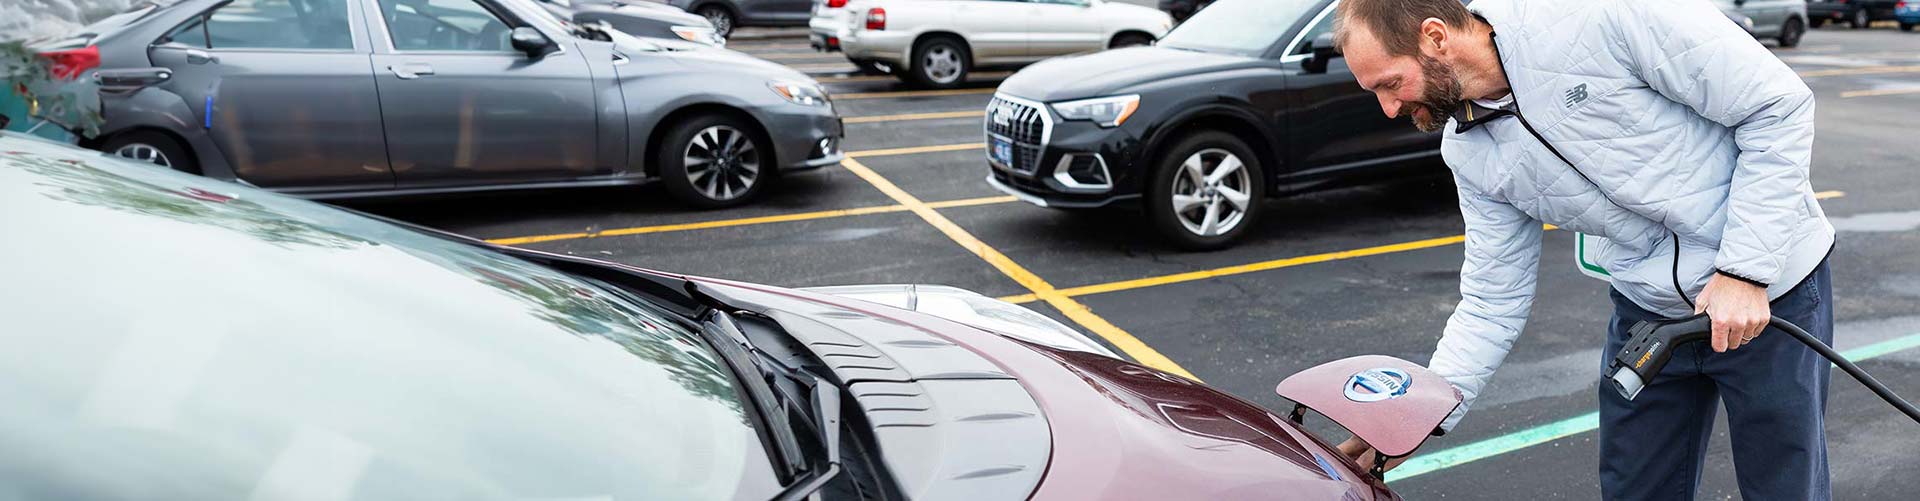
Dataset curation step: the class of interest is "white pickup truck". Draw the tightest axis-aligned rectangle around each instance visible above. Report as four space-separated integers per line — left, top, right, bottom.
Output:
811 0 1172 87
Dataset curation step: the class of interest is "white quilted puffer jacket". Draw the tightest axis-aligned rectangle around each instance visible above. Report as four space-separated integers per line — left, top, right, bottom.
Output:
1428 0 1835 430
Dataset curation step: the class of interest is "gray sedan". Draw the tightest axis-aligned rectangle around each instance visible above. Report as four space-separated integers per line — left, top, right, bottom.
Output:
46 0 842 207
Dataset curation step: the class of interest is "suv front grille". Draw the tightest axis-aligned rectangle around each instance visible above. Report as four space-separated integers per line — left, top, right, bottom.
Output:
985 96 1047 174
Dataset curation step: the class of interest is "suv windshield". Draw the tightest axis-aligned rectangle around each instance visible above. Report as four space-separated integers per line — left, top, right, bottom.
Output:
1157 0 1325 56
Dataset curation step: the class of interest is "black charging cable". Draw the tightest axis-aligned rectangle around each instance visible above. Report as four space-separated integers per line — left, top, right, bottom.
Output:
1605 314 1920 424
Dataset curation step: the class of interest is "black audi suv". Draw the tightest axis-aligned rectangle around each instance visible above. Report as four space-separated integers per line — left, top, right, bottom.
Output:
983 0 1441 249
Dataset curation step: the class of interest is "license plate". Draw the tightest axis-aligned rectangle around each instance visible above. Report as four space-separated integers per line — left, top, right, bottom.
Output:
990 137 1014 167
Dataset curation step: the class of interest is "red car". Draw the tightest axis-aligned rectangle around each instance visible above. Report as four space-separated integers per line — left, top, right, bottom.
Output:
0 132 1450 499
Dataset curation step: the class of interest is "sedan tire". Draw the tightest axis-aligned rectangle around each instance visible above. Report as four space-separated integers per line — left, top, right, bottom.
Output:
1778 17 1804 47
659 114 771 208
908 37 969 89
102 130 198 174
698 5 736 38
1144 131 1265 250
1851 8 1870 28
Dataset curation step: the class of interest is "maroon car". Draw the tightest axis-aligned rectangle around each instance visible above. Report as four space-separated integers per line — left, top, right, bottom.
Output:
0 132 1447 499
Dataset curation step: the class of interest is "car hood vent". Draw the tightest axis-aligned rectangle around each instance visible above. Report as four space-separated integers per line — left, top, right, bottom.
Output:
692 279 1050 501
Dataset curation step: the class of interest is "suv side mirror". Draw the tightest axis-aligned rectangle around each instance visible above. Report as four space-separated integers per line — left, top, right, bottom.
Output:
511 27 558 58
1304 32 1340 74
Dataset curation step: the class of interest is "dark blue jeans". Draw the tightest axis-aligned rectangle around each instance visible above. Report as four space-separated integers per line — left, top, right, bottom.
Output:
1597 262 1832 500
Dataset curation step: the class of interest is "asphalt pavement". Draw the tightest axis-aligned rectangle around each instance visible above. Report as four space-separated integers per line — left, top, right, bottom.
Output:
358 24 1920 499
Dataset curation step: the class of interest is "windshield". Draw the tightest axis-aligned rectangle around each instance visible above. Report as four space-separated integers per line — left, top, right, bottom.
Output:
1157 0 1325 56
0 137 784 500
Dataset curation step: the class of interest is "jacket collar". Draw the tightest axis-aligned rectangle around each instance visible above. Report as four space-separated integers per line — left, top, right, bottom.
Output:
1452 98 1513 133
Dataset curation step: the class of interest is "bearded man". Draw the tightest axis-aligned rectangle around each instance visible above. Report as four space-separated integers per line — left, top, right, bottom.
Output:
1328 0 1836 498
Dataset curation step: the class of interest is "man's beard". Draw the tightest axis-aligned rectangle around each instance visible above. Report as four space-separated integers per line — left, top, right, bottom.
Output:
1400 55 1465 133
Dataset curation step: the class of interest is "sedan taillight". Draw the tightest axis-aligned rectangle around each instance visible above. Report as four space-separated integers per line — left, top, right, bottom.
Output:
37 46 100 80
866 7 886 30
828 0 847 8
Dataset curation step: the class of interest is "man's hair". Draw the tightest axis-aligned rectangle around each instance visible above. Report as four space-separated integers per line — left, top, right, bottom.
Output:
1333 0 1474 57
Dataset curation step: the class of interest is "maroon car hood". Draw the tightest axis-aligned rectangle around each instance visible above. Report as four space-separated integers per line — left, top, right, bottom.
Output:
688 277 1394 501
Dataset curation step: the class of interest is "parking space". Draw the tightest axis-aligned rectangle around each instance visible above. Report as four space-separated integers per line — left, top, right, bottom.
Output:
356 25 1920 498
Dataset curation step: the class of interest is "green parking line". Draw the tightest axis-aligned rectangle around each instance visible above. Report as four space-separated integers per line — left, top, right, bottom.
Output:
1388 330 1920 483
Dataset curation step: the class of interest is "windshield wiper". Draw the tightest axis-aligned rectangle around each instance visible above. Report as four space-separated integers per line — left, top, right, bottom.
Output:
698 310 846 497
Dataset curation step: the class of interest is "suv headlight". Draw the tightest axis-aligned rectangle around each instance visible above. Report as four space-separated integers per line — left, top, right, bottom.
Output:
769 81 829 106
1051 94 1140 128
671 25 725 46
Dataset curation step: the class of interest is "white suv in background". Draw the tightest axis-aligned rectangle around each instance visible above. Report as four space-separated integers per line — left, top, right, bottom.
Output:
818 0 1172 87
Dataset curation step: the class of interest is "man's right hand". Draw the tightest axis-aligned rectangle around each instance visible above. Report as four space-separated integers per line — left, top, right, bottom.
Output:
1337 436 1412 473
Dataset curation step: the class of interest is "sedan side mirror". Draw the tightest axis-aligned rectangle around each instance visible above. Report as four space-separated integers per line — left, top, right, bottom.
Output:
1304 32 1340 74
511 27 558 58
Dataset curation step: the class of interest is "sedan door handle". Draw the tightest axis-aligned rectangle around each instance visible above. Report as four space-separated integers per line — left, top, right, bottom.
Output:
184 49 218 65
389 63 435 80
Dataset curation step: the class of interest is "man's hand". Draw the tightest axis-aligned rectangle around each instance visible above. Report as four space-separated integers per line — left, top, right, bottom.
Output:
1336 436 1411 473
1694 273 1770 352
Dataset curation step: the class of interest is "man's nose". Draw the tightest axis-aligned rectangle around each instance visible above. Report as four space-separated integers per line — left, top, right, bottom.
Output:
1377 94 1399 118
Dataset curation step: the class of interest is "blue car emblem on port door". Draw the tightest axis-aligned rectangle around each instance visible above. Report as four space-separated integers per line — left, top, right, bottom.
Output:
1344 368 1412 403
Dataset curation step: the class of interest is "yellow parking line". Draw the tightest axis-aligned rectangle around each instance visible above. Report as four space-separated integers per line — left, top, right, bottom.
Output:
844 110 984 124
997 235 1469 304
845 142 983 158
1797 65 1920 78
482 142 1002 245
1000 190 1847 303
833 88 998 100
841 157 1200 381
484 195 1015 246
1842 87 1920 98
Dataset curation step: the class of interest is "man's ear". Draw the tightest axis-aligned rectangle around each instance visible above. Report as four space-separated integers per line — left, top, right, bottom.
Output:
1419 17 1449 56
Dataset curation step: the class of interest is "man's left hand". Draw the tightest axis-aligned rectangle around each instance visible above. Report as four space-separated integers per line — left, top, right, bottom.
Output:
1694 273 1770 352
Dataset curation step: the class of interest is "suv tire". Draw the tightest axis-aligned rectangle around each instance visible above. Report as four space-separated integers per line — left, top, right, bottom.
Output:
1144 130 1265 250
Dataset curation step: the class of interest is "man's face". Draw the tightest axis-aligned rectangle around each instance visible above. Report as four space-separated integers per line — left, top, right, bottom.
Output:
1343 25 1463 133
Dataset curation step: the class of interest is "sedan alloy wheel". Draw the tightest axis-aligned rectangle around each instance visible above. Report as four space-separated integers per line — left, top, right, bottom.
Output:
114 143 173 169
683 125 760 202
659 113 771 208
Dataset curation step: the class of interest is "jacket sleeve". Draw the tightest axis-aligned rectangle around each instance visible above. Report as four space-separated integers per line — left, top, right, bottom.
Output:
1609 0 1818 286
1430 181 1543 432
